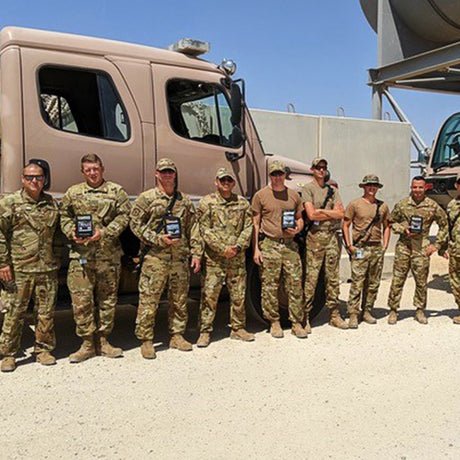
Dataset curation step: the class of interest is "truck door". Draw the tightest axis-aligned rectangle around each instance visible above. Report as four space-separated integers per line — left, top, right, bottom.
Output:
20 48 143 196
151 64 247 200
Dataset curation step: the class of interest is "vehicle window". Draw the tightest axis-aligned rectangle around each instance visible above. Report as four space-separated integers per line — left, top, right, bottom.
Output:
167 79 238 147
38 66 130 142
432 113 460 166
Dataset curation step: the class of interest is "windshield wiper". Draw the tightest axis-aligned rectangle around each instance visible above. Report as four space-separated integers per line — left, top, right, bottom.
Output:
434 162 448 173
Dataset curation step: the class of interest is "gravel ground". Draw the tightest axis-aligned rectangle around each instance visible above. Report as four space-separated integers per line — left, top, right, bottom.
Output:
1 255 459 460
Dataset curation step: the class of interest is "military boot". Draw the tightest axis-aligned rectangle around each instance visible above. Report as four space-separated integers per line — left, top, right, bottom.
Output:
414 308 428 325
270 321 284 338
196 332 211 348
36 351 56 366
140 340 156 359
453 315 460 325
348 314 359 329
69 336 96 363
362 309 377 324
170 334 193 351
291 323 308 339
304 313 312 334
329 308 349 329
1 356 16 372
98 335 123 358
230 329 255 342
388 310 398 325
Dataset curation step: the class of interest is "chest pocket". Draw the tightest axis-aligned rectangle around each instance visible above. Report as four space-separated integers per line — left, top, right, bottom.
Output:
97 198 117 225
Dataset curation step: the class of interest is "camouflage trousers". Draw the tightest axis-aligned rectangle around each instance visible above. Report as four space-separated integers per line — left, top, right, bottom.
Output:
448 254 460 310
388 242 430 311
67 259 121 338
259 238 303 324
200 255 246 333
347 245 384 315
0 270 57 357
304 231 340 312
135 255 189 340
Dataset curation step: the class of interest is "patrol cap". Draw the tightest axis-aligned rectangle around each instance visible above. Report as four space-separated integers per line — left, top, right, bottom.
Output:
268 160 286 174
216 167 236 181
311 157 328 168
156 158 177 172
359 174 383 188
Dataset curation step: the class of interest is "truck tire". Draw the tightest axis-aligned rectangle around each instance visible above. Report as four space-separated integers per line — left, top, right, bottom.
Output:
245 260 326 326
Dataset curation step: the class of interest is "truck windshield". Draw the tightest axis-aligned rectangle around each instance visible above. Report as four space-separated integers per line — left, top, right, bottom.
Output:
167 79 239 148
432 112 460 167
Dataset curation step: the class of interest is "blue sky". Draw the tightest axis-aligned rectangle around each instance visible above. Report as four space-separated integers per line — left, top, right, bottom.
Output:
1 0 458 151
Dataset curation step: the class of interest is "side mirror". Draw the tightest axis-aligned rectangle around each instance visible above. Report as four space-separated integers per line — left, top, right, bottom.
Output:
230 126 244 147
230 83 242 126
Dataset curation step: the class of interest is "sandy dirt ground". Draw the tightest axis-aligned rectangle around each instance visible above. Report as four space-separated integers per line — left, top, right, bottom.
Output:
1 255 459 460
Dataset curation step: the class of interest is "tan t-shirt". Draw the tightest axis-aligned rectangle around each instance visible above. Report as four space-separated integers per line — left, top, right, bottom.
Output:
302 181 342 232
345 197 390 244
252 186 303 239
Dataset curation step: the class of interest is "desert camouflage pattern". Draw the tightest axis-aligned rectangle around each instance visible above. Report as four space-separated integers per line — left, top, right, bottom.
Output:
0 270 58 357
304 230 340 311
347 245 384 315
0 190 59 272
388 196 448 311
445 198 460 309
60 181 131 262
196 192 253 332
259 238 303 323
67 259 121 338
130 188 199 340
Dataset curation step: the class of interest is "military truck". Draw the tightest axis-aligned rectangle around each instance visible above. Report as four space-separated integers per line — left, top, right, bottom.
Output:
0 27 327 322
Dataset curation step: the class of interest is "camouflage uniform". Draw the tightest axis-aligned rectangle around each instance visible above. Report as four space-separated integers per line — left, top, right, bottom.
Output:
196 191 253 333
60 181 130 338
444 197 460 317
388 196 447 312
130 188 200 341
0 190 59 357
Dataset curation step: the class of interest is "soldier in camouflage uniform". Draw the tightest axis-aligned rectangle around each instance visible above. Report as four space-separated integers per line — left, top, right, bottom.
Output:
252 160 307 339
60 154 130 362
438 174 460 324
303 158 348 331
130 158 201 359
387 176 448 324
342 175 390 328
195 167 254 348
0 162 59 372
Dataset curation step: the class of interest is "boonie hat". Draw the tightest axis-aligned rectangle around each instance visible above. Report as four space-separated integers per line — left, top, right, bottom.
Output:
359 174 383 188
216 167 236 181
156 158 177 172
268 160 286 174
311 157 328 168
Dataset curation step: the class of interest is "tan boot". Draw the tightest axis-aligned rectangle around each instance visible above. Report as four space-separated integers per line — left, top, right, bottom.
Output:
304 313 312 334
291 323 308 339
362 310 377 324
270 321 284 338
329 308 349 329
348 314 359 329
99 335 123 358
69 336 96 363
197 332 211 348
1 356 16 372
388 310 398 325
230 329 255 342
453 315 460 325
140 340 156 359
36 351 56 366
414 308 428 325
170 334 193 351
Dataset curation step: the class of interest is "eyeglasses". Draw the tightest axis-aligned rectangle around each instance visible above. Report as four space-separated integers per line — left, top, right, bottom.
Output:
24 175 44 182
314 166 327 171
219 177 235 183
270 171 285 177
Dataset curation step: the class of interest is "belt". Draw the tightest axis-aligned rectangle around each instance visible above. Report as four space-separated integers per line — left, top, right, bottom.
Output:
355 242 382 248
265 235 294 244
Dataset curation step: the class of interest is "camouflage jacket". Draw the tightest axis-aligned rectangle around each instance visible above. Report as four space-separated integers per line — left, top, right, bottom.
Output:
444 197 460 256
195 192 253 262
60 181 131 262
0 190 59 273
130 188 200 261
390 196 448 251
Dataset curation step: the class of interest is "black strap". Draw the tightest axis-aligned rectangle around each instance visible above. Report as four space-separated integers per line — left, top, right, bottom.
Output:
353 200 382 246
155 191 179 234
303 184 334 234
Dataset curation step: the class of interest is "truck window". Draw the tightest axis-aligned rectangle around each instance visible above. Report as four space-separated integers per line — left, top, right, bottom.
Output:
38 66 130 142
432 112 460 167
167 79 239 147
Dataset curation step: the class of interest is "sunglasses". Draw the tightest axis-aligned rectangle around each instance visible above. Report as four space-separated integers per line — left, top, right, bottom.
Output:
219 177 235 183
314 166 327 171
270 171 285 177
24 175 45 182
